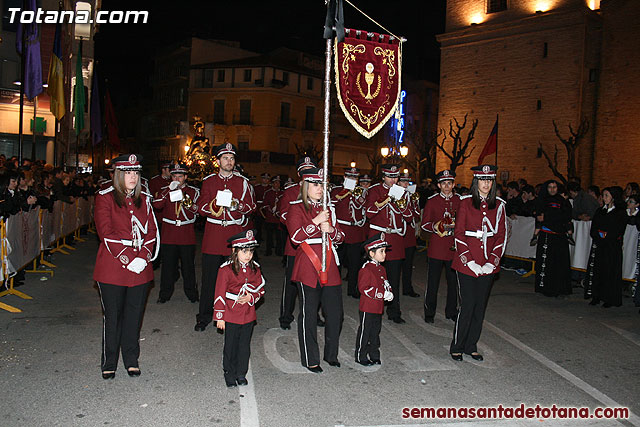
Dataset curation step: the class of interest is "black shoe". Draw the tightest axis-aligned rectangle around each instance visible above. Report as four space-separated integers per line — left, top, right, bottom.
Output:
392 317 406 324
529 236 538 246
280 323 291 330
226 379 237 388
236 377 248 386
157 297 168 304
424 316 434 324
306 365 323 373
127 368 141 377
355 359 373 366
350 293 360 299
446 315 458 322
317 318 325 327
194 322 207 332
323 358 340 367
403 291 420 298
467 353 483 361
450 353 463 361
370 359 381 365
102 371 115 380
189 297 199 303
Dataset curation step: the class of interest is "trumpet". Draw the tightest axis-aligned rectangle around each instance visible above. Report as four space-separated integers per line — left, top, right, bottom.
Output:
181 193 194 209
394 196 408 210
352 186 364 198
230 199 239 211
410 192 420 203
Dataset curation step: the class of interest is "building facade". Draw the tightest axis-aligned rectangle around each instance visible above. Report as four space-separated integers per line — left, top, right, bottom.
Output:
436 0 638 187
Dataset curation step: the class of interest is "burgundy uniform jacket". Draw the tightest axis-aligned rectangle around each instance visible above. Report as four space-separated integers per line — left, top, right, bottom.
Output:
213 261 265 324
421 192 462 261
93 187 159 286
286 199 344 287
278 182 301 257
364 183 412 261
148 174 171 201
261 187 282 224
197 172 255 255
358 260 390 314
452 195 508 276
331 185 367 244
152 184 199 245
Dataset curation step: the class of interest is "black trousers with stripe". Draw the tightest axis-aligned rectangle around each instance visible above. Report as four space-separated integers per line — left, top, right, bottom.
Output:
198 253 226 325
338 242 363 296
450 272 493 354
384 259 403 320
98 282 150 372
223 321 254 382
354 311 382 362
297 283 343 367
159 243 198 301
424 257 459 319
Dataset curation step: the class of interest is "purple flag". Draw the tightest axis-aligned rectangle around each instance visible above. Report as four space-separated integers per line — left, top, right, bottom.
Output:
16 0 43 101
90 68 102 145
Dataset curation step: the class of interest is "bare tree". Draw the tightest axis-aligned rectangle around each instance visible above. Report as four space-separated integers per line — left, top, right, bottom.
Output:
539 117 590 185
434 114 478 173
405 124 438 183
293 141 323 164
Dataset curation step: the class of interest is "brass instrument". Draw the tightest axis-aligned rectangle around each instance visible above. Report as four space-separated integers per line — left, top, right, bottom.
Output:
410 192 420 203
352 186 364 198
230 199 239 211
395 196 408 210
181 193 193 209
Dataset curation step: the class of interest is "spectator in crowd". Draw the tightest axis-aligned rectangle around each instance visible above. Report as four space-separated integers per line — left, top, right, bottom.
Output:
517 178 528 190
568 181 599 221
34 171 55 211
587 185 602 207
586 187 627 308
624 182 639 202
627 194 639 219
0 171 21 218
17 171 38 212
505 181 521 217
508 184 536 218
52 167 74 204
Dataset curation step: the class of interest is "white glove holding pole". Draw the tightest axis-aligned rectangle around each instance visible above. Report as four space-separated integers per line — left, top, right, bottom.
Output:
481 262 496 275
384 290 394 302
126 257 148 274
466 260 484 277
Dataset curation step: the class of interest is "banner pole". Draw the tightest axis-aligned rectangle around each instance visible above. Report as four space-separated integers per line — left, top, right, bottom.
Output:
321 35 332 277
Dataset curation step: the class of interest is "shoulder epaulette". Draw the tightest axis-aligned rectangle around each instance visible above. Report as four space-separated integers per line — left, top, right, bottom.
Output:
220 260 232 268
369 182 381 189
141 190 152 198
496 196 506 204
233 171 249 181
253 261 261 268
427 193 438 200
284 182 297 190
460 194 472 200
203 173 216 181
290 199 303 205
98 186 114 195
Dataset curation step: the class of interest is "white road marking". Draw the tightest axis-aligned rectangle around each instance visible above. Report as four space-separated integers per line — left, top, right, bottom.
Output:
604 324 640 347
262 326 308 374
239 362 260 427
484 320 639 426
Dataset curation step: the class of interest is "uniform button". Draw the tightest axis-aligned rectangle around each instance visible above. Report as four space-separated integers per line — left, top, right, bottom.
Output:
483 212 486 216
130 210 133 214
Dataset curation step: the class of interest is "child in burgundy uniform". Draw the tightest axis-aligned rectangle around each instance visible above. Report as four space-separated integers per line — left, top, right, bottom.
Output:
355 233 394 366
214 230 265 388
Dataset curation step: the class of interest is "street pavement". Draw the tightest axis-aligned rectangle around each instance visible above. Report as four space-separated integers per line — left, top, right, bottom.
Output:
1 233 639 427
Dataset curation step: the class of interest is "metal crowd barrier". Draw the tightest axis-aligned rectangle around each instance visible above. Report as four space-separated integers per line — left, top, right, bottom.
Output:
0 197 95 313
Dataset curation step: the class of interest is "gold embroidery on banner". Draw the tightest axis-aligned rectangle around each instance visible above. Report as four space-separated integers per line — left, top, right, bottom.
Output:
374 47 396 87
355 72 381 103
348 94 390 130
341 43 366 83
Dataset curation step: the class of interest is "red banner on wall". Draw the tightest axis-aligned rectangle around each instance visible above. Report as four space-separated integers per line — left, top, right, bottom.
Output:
334 29 402 139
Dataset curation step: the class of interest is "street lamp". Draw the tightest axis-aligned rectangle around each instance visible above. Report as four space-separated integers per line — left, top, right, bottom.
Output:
400 146 409 157
350 161 356 168
380 146 389 157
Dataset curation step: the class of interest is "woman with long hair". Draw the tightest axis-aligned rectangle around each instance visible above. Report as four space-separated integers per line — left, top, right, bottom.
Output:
93 154 159 379
286 167 345 373
587 186 627 307
450 165 507 362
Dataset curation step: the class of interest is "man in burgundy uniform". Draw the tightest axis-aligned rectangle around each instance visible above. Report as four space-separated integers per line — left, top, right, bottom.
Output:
420 169 461 323
276 156 317 330
398 172 421 298
364 164 412 323
194 143 255 331
152 162 200 304
261 175 283 256
148 161 172 201
253 173 271 242
331 167 367 298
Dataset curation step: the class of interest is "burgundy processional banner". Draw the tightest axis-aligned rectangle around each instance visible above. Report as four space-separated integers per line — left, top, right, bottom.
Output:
334 28 402 139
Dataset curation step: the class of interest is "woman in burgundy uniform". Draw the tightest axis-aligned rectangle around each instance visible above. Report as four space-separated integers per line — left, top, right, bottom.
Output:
286 167 345 373
450 165 507 362
355 233 393 366
214 230 265 388
93 154 159 379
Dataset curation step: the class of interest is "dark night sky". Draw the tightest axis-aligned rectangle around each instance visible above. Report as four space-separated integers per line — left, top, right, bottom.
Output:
95 1 446 108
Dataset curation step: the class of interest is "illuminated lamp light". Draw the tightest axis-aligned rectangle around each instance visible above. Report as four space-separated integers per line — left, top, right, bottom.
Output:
403 168 409 174
184 145 190 153
469 14 484 25
104 159 110 165
400 146 409 157
350 161 356 168
380 147 389 157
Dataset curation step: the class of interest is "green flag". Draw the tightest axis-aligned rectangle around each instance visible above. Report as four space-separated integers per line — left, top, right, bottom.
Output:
74 40 85 136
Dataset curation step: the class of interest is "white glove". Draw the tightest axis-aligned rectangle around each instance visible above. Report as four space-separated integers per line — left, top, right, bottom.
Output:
481 262 496 275
126 257 148 274
383 290 394 302
169 180 180 191
466 260 484 276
